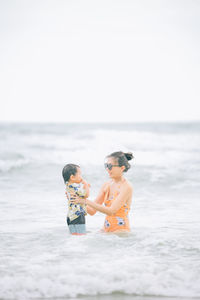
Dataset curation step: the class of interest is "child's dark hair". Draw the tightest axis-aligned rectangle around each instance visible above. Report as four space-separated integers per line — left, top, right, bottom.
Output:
107 151 134 172
62 164 80 183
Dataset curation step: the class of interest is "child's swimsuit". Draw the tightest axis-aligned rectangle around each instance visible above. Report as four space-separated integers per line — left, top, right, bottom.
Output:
66 182 87 234
103 189 130 233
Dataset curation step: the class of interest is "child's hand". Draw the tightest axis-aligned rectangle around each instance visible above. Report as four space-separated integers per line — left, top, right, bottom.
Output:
81 179 91 188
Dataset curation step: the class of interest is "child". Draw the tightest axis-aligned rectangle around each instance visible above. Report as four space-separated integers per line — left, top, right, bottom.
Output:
62 163 90 235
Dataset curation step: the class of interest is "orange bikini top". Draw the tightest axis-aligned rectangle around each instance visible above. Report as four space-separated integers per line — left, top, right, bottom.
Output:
104 187 130 217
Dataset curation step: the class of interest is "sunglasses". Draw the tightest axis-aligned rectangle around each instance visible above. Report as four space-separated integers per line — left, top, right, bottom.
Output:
104 163 120 170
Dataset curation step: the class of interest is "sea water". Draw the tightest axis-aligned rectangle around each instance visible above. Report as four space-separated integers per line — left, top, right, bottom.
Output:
0 122 200 300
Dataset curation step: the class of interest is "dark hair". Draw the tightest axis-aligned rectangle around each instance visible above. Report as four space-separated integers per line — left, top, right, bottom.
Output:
107 151 134 172
62 164 80 183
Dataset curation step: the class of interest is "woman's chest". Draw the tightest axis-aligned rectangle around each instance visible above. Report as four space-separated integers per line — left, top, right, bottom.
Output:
105 187 120 205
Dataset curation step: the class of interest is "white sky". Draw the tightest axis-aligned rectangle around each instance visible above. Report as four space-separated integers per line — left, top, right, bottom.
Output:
0 0 200 123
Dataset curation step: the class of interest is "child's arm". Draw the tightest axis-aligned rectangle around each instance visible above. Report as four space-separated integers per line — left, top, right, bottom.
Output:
81 179 90 198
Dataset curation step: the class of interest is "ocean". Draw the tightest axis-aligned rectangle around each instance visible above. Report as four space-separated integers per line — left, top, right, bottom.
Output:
0 122 200 300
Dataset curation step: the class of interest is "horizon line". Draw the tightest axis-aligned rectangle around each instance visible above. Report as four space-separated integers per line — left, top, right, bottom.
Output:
0 120 200 125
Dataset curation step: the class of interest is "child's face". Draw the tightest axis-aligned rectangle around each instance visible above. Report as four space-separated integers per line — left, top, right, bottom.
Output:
70 167 82 183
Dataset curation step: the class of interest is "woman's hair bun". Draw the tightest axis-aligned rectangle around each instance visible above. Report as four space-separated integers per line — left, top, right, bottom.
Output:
107 151 134 172
124 152 134 161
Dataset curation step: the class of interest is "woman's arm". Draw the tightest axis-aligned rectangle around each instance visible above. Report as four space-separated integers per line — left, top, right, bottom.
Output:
86 184 132 216
86 182 109 215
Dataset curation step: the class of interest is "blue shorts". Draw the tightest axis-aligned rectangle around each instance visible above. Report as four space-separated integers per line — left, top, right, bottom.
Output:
67 214 86 235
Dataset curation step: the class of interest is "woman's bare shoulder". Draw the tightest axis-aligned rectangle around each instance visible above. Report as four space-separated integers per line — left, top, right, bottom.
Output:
101 180 112 192
123 179 133 191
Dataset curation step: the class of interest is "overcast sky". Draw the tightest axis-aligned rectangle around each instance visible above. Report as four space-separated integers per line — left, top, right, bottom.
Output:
0 0 200 123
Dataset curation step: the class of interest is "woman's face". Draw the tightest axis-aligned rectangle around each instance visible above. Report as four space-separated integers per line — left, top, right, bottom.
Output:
105 157 125 179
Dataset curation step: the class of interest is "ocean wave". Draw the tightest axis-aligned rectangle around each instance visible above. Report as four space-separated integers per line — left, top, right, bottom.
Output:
1 123 200 171
1 261 199 299
0 156 30 173
1 228 200 300
1 122 200 300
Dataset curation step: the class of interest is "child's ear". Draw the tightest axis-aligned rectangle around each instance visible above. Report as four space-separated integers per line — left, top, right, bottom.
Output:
70 174 74 181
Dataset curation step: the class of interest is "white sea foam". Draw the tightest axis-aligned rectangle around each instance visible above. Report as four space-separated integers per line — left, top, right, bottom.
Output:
1 228 200 299
0 122 200 299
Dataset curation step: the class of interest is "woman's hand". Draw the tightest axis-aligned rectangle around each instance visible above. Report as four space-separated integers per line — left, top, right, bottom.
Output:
65 190 77 200
68 193 86 205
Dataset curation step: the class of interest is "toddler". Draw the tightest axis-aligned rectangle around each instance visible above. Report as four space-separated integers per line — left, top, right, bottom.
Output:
62 164 89 235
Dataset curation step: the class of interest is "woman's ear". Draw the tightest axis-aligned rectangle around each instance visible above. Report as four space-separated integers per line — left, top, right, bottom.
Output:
121 165 125 172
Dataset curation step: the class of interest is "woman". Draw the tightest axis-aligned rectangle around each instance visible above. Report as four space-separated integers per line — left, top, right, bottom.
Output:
72 151 133 233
